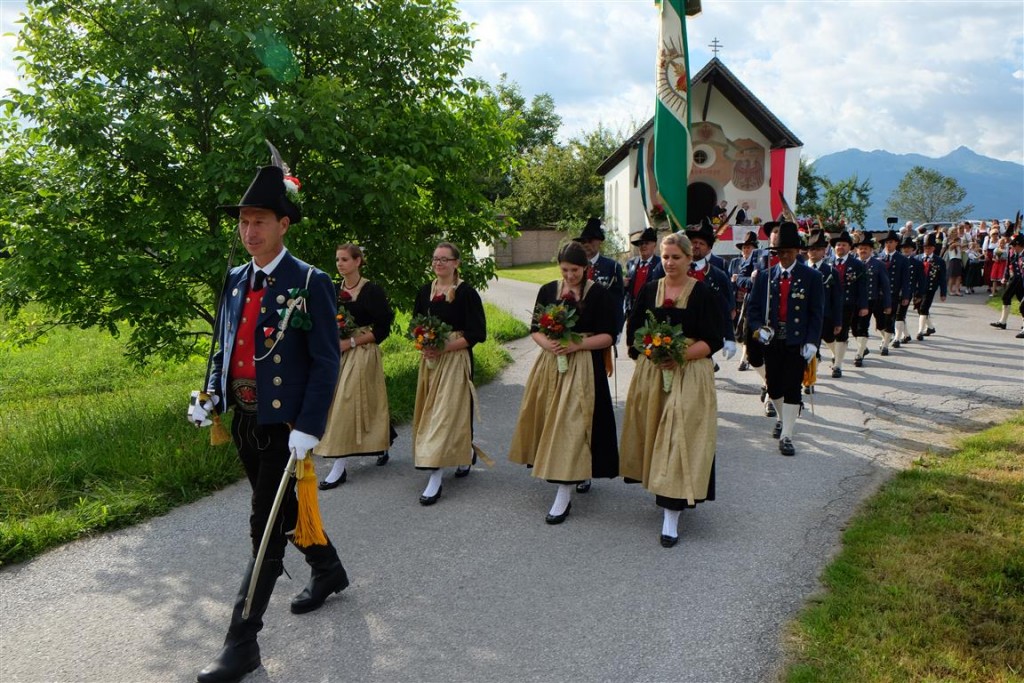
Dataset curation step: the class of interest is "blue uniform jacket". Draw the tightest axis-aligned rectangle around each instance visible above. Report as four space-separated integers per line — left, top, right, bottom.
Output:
916 253 948 296
809 260 844 329
861 256 892 308
905 257 926 298
830 255 869 310
591 254 626 336
208 251 340 437
692 260 736 342
624 254 664 315
746 262 825 348
879 250 912 303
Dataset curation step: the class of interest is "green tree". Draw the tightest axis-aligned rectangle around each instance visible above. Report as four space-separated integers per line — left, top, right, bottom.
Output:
0 0 517 362
497 124 624 232
820 174 873 229
885 165 974 224
796 156 825 217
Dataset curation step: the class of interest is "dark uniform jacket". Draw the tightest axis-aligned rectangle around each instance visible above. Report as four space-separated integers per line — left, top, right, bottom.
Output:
690 258 735 342
860 256 892 308
879 250 912 303
809 259 844 329
905 256 926 299
746 262 825 348
624 254 664 316
209 251 340 437
589 254 626 337
829 254 869 310
916 253 948 296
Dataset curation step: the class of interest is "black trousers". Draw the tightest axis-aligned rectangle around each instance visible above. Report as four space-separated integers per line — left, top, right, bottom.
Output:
917 288 939 316
232 412 298 561
745 327 765 368
893 299 911 324
1001 276 1023 313
765 338 806 405
823 305 857 344
853 299 890 336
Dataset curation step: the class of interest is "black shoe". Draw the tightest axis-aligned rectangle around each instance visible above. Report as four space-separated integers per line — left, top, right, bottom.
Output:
831 367 842 378
1016 330 1024 339
764 401 776 417
575 480 591 493
454 465 471 478
991 321 1007 329
902 335 912 343
863 349 870 358
197 641 260 683
926 327 936 336
916 332 925 341
759 385 767 402
738 360 750 371
375 452 390 466
660 534 679 548
545 502 571 525
291 556 349 615
772 421 782 438
803 385 811 395
779 437 795 456
714 362 720 373
419 485 442 506
854 356 863 367
881 347 889 356
318 469 347 490
892 339 901 348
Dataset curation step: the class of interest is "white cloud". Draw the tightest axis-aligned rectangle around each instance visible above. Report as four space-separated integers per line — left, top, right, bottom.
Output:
459 0 1024 163
0 1 27 95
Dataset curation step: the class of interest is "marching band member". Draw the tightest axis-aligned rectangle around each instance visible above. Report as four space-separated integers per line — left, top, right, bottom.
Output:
852 234 891 367
826 230 868 378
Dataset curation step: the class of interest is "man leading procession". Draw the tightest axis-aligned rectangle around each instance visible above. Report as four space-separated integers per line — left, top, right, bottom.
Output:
189 155 349 683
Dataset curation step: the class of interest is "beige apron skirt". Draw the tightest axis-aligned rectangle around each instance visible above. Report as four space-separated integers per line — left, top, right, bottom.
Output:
412 333 477 468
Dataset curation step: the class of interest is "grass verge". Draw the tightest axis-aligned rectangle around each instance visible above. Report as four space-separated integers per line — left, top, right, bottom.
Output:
784 411 1024 683
494 262 561 286
0 303 527 566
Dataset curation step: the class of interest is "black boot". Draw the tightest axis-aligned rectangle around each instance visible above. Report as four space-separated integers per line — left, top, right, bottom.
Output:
291 539 349 614
198 557 282 683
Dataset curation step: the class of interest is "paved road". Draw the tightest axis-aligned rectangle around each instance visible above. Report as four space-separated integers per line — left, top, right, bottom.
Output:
1 281 1021 683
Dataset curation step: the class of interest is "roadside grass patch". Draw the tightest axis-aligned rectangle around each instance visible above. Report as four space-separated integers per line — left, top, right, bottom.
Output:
494 262 561 286
0 303 527 565
784 412 1024 683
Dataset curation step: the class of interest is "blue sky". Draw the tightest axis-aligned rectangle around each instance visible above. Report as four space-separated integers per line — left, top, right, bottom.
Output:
3 1 1022 163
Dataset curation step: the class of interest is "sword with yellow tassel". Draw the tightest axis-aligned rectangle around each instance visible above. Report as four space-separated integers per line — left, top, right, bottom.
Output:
198 235 238 447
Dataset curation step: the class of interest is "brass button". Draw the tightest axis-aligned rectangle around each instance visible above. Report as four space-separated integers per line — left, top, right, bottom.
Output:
794 318 800 323
261 307 267 313
273 376 282 386
272 399 281 409
273 354 282 364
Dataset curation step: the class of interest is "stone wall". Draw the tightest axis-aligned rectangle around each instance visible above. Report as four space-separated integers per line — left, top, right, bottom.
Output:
493 228 564 267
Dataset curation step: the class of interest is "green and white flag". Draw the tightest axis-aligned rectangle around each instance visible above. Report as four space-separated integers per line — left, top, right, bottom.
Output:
654 0 693 230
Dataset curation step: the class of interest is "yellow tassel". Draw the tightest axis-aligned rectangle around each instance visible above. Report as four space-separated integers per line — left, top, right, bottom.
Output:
210 414 232 446
603 347 613 377
803 356 818 387
293 458 327 548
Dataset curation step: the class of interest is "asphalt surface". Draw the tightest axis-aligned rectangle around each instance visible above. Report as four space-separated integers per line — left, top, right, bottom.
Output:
1 279 1021 683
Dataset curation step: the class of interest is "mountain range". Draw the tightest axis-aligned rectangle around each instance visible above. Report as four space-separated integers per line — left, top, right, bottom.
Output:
810 146 1023 229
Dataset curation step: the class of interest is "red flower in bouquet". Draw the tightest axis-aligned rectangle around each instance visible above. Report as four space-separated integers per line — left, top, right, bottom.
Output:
409 313 453 369
336 307 357 339
633 310 689 392
534 301 582 373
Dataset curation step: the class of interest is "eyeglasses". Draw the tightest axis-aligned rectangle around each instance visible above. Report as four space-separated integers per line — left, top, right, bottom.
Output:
431 257 456 264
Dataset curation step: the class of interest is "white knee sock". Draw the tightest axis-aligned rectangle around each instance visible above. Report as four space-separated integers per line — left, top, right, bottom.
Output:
754 364 766 381
895 320 906 338
769 397 781 416
422 469 443 497
856 336 867 357
781 402 800 439
918 315 927 333
926 315 934 330
834 342 847 368
999 305 1010 324
739 345 748 363
324 459 347 484
549 484 573 516
881 331 892 348
661 509 681 537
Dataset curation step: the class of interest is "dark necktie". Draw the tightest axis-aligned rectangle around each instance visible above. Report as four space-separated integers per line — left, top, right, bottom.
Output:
778 271 791 322
253 270 267 292
633 261 649 296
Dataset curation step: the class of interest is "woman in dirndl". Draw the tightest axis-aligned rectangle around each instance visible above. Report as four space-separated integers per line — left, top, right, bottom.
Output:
508 241 618 524
412 242 487 505
315 243 396 488
619 233 723 548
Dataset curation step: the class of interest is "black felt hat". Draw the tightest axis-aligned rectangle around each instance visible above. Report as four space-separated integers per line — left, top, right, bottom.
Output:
773 221 802 250
830 230 854 246
221 166 302 224
685 218 716 247
923 232 939 248
631 227 658 246
854 234 876 249
1010 234 1024 247
736 231 759 249
899 236 917 249
806 230 829 249
573 217 605 242
881 229 901 243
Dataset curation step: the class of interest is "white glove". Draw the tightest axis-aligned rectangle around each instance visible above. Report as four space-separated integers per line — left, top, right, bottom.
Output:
288 429 319 460
722 340 737 360
801 343 816 362
188 392 219 427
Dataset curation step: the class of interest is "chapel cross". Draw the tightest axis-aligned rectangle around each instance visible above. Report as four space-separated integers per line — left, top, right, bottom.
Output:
708 37 723 57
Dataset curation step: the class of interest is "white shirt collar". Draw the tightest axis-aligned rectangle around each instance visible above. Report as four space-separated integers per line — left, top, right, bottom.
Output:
252 247 288 284
589 254 600 266
691 257 708 270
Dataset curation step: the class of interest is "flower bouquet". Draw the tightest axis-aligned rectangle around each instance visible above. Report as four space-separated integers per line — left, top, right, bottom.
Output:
336 305 357 340
534 301 582 373
633 310 689 392
409 313 452 369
